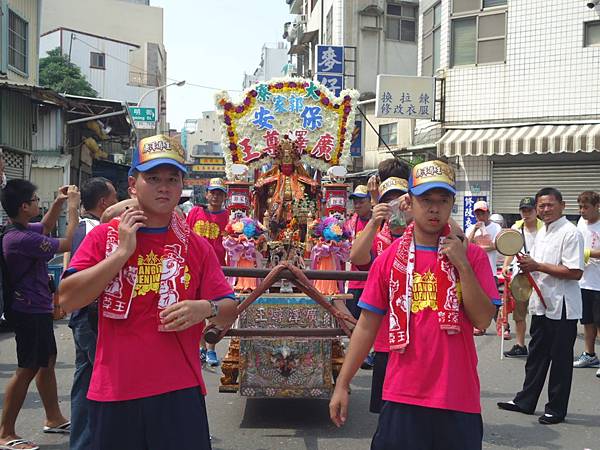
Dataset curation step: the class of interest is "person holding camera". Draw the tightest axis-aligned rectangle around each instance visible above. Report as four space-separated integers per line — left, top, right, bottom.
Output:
0 181 80 450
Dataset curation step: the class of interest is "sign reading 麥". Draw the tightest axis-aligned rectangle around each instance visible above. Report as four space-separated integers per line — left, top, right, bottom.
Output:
375 75 434 120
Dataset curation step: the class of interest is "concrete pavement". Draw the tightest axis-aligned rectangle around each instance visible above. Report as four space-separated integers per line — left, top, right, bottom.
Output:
0 320 598 449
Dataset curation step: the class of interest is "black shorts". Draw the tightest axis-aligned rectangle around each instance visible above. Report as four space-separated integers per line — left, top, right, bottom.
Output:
581 289 600 326
89 386 211 450
370 351 389 414
371 402 483 450
346 288 363 321
13 311 57 369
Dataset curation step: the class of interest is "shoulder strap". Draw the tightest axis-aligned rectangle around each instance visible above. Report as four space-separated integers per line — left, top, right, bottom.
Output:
520 225 528 254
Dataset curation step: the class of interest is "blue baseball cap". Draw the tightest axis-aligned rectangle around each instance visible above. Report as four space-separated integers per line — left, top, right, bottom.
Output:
349 185 369 200
408 160 456 196
129 134 187 176
207 178 227 193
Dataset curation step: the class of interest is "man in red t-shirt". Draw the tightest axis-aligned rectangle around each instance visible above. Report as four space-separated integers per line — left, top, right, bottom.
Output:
186 178 229 266
330 160 497 450
60 135 237 450
186 178 229 367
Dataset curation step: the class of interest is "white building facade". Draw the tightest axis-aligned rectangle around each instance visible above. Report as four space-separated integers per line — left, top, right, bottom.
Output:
243 42 289 89
39 29 159 112
285 0 419 171
414 0 600 224
182 112 223 160
40 0 167 132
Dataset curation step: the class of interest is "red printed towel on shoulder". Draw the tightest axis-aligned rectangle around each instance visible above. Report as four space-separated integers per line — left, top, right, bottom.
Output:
388 221 461 352
101 212 190 329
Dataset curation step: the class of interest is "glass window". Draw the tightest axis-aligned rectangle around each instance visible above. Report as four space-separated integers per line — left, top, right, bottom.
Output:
387 4 402 15
433 28 441 70
433 3 442 27
8 10 27 74
483 0 507 7
423 34 433 59
423 9 434 33
401 19 416 41
585 21 600 47
479 13 505 39
386 17 401 40
453 0 479 14
421 2 441 75
478 39 505 63
402 5 417 17
90 52 106 69
325 7 333 44
379 123 397 147
452 17 476 66
386 2 417 42
451 7 506 66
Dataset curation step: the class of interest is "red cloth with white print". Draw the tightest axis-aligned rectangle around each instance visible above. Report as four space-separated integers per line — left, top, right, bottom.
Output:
359 230 498 413
67 222 233 402
388 222 460 352
100 212 189 323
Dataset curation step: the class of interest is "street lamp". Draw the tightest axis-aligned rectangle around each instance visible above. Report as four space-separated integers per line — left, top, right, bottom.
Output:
136 79 186 107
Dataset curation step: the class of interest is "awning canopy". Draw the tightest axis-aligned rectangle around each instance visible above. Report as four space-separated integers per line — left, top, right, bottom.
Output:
288 44 307 55
299 30 318 44
438 123 600 157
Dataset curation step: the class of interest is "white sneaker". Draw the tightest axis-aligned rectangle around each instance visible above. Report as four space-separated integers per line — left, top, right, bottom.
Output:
573 352 600 368
596 368 600 378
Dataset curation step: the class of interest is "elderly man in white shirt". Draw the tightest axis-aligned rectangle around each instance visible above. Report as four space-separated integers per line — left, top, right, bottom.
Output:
498 187 584 425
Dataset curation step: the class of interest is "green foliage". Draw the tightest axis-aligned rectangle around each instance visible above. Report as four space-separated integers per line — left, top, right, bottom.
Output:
39 48 98 97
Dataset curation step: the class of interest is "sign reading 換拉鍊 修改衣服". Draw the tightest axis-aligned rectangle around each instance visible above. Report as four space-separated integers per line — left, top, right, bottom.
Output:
375 75 434 120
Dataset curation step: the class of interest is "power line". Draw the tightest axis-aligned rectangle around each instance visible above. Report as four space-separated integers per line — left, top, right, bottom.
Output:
71 35 241 93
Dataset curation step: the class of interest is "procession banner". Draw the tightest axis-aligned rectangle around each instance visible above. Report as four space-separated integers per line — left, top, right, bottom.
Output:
215 77 359 178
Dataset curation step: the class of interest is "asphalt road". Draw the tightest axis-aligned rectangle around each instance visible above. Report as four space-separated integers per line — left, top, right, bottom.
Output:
0 321 598 450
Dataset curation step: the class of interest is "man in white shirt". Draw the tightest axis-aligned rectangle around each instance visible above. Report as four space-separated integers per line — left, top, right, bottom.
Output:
573 191 600 377
467 200 502 335
502 197 544 357
498 187 584 425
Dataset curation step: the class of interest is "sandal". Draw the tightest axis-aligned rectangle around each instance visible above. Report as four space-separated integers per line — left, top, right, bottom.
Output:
42 420 70 434
0 438 40 450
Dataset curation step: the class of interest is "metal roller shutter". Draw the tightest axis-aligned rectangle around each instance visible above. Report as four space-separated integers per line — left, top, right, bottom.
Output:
1 149 26 225
492 161 600 215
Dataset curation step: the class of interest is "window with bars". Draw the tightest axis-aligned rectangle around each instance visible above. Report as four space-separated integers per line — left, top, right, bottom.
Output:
584 21 600 47
378 123 398 147
8 10 28 75
90 52 106 69
450 0 507 66
386 2 417 42
421 2 441 76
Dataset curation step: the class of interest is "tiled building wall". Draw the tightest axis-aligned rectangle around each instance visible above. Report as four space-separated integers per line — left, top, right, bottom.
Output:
445 0 600 124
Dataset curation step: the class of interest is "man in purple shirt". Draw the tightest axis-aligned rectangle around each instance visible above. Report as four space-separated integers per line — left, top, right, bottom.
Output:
0 179 80 450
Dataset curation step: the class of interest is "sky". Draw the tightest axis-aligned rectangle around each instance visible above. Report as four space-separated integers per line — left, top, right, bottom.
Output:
151 0 291 131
